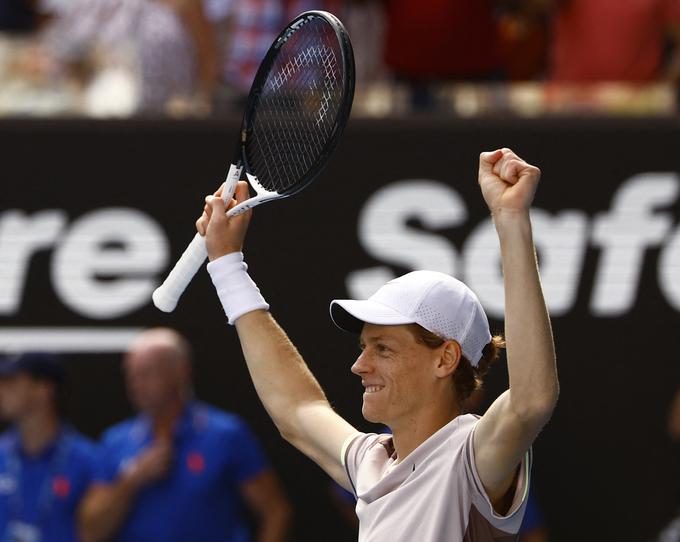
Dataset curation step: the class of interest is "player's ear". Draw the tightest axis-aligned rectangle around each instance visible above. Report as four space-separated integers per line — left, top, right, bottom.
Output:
435 341 461 378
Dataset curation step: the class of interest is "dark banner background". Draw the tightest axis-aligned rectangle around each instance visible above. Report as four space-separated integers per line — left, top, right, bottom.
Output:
2 118 680 541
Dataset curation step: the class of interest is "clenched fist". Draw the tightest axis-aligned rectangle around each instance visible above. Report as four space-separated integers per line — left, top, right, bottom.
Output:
478 148 541 216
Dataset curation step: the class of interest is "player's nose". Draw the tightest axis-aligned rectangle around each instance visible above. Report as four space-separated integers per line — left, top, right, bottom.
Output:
351 351 372 376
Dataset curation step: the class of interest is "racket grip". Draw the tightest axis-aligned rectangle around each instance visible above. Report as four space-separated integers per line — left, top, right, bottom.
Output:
152 163 242 313
221 163 240 204
152 233 208 312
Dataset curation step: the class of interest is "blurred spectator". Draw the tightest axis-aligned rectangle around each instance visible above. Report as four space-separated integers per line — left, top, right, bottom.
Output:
534 0 680 82
208 0 344 105
0 353 96 542
497 2 550 80
79 328 291 542
518 492 548 542
345 1 386 85
381 0 504 108
42 0 218 114
383 0 502 81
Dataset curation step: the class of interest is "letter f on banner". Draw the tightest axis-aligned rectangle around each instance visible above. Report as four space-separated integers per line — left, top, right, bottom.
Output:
591 173 679 316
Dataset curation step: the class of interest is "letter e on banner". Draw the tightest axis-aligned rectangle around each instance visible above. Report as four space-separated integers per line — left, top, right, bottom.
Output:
52 209 169 319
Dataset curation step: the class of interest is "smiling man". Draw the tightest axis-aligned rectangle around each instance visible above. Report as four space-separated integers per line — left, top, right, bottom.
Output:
198 148 559 541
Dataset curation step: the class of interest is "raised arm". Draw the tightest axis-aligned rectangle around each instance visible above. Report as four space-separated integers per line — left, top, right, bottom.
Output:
198 184 359 489
472 149 559 508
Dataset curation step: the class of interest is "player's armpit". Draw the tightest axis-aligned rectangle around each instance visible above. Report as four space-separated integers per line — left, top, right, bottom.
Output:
472 390 547 509
285 401 360 491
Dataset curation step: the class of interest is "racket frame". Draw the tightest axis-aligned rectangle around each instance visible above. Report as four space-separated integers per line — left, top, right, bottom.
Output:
227 10 356 216
152 10 355 312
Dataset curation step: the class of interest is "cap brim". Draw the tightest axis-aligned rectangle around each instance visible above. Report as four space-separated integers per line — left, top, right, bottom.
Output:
330 299 415 334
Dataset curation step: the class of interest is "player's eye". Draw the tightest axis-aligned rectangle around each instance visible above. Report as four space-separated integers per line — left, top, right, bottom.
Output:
376 344 391 355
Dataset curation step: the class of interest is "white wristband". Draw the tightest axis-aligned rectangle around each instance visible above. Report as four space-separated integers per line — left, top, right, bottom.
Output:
207 252 269 324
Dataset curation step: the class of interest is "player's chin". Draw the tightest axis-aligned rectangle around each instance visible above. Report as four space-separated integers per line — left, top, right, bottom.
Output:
361 403 383 424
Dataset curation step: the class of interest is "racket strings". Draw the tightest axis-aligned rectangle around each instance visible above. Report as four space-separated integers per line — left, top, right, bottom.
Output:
246 17 345 194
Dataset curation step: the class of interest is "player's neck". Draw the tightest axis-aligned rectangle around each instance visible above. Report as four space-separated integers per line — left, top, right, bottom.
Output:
18 408 61 456
390 403 461 463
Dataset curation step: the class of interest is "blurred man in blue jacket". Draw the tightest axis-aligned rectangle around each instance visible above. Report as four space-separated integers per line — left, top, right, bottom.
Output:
0 352 96 542
79 327 291 542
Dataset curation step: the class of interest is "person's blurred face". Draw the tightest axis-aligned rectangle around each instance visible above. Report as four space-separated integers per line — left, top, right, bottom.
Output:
0 374 50 421
124 343 185 415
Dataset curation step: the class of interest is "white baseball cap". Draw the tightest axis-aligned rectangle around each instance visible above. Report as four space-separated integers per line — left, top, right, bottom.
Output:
330 271 492 366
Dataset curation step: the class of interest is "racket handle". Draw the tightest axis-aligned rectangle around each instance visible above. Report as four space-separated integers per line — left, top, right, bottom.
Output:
152 163 242 313
152 232 208 312
221 163 239 204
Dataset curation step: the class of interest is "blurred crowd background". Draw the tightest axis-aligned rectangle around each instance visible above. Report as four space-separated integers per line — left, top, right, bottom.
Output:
1 0 680 117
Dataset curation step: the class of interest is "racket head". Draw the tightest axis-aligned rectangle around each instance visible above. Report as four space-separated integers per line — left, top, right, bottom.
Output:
238 10 355 199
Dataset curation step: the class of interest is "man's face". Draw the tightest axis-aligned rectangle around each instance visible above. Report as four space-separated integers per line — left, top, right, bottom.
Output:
351 324 442 427
124 345 183 415
0 374 48 421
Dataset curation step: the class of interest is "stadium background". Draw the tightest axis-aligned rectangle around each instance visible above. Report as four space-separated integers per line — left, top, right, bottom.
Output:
3 0 680 540
3 117 680 541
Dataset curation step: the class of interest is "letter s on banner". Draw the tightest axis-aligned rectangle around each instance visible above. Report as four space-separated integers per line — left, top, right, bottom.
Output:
52 209 169 319
346 180 466 299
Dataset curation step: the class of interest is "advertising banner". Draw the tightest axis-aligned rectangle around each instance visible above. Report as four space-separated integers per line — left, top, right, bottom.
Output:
2 118 680 541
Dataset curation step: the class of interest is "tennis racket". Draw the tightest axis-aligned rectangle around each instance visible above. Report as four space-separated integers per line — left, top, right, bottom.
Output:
152 10 355 313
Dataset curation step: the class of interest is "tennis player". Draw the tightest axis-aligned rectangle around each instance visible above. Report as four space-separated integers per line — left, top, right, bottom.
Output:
197 148 558 540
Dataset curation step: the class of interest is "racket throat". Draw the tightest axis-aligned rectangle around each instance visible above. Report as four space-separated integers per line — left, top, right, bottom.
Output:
227 190 281 217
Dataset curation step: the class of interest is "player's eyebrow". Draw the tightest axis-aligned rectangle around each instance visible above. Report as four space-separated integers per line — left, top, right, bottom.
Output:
360 335 392 345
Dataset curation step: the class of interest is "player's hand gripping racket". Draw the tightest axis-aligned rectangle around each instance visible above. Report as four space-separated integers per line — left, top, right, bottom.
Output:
152 11 355 312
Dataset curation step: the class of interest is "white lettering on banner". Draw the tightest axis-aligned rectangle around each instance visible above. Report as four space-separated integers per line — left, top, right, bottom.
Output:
460 218 502 316
0 208 169 320
659 223 680 310
52 209 169 319
0 210 68 314
348 174 680 318
346 180 467 299
590 173 678 316
461 212 589 318
0 208 170 353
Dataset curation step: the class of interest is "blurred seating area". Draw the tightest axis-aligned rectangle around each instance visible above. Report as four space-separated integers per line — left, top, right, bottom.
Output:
1 0 679 117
